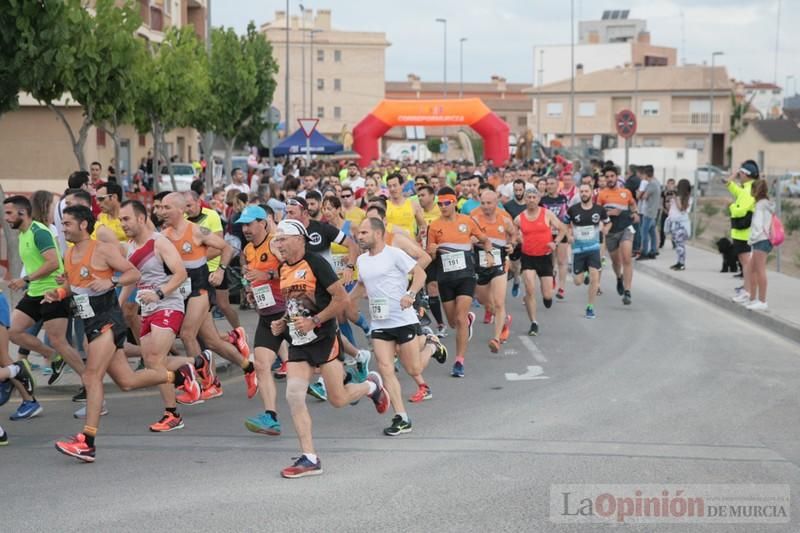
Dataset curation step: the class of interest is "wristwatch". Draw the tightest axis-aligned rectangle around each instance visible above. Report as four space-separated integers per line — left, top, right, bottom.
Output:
405 290 416 298
156 289 165 300
111 279 120 288
311 315 321 328
22 276 30 283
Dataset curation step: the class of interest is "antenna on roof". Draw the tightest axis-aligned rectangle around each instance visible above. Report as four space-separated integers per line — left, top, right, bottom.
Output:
680 9 686 66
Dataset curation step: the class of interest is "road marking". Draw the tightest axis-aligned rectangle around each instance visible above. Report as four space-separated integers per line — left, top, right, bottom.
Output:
518 336 548 363
505 365 549 381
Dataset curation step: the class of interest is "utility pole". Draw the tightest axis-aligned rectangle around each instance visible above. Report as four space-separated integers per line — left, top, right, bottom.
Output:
459 37 467 98
569 0 576 149
284 0 290 137
300 4 306 117
537 49 544 143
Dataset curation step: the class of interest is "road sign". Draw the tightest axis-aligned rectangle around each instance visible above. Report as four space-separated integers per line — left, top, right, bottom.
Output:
298 118 319 138
259 129 272 147
616 109 637 139
260 106 281 125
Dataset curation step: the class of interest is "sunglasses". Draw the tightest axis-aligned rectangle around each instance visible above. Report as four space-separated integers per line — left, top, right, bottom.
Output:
437 200 455 207
341 194 352 198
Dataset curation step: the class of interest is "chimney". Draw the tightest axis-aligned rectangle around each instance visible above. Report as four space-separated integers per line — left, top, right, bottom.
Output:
315 9 332 30
492 75 507 93
576 63 584 76
408 73 421 92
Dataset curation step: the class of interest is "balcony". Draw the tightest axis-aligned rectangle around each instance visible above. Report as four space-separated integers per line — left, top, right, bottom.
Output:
671 112 721 126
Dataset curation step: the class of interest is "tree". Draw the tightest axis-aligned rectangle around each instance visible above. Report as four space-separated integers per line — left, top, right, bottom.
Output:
133 27 209 191
426 138 443 155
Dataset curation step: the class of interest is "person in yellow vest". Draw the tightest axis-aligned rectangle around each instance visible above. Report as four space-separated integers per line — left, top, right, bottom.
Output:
385 172 426 241
725 160 759 305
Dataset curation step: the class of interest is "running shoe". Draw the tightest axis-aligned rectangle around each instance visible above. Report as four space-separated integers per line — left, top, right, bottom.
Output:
0 431 7 446
436 325 448 338
0 380 12 407
13 360 35 397
307 380 327 401
48 355 67 386
670 263 686 271
73 402 108 419
511 281 520 298
451 361 464 378
273 360 288 380
622 290 632 305
583 272 590 285
409 384 432 403
355 350 371 383
427 335 448 364
483 309 493 324
488 338 500 354
746 300 768 311
585 306 596 319
196 349 214 389
281 455 322 478
177 364 202 405
420 326 434 337
528 321 539 337
366 372 389 414
597 288 603 296
230 327 251 359
72 386 86 403
200 378 224 401
383 415 412 436
500 314 512 343
55 433 95 463
149 411 184 432
10 400 42 420
245 412 281 436
467 311 475 340
556 288 565 300
271 358 282 372
732 292 750 304
616 276 624 296
244 368 258 399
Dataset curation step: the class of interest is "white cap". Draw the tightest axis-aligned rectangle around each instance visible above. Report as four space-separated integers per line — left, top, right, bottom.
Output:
276 219 309 240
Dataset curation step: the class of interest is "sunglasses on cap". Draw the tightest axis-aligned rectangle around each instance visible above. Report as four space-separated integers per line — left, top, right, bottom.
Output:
286 199 305 207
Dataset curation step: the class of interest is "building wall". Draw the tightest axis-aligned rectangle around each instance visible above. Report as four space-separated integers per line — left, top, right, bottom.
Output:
533 43 632 87
732 125 800 173
263 10 388 137
745 87 784 119
579 18 646 43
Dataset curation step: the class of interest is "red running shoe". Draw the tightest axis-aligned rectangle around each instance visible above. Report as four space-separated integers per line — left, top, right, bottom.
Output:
176 364 202 405
229 327 251 359
366 372 389 414
201 377 224 401
482 309 493 324
500 314 512 343
244 369 258 399
55 433 95 463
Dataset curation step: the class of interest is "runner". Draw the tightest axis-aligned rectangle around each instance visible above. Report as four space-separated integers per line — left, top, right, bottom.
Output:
159 193 257 400
4 196 85 418
515 188 567 336
385 172 426 239
120 200 204 432
597 165 639 305
566 184 610 319
539 176 570 300
471 189 516 352
503 179 529 298
427 187 494 377
270 219 389 478
417 184 447 336
238 206 284 436
51 205 200 462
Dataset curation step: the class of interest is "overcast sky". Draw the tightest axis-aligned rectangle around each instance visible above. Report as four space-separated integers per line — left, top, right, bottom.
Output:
212 0 799 92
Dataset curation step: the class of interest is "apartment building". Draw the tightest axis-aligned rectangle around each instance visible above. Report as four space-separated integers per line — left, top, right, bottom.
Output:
525 65 733 166
261 9 389 138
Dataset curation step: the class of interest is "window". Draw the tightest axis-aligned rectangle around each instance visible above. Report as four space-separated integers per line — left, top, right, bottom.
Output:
334 106 342 119
642 137 662 147
578 101 596 117
641 100 660 116
317 106 324 118
689 100 711 124
334 50 342 62
96 128 106 147
686 138 706 151
546 102 563 117
517 116 527 127
317 78 324 90
138 134 146 147
334 78 341 91
317 49 324 62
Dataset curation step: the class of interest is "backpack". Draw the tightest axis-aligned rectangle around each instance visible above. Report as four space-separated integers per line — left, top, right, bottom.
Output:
769 214 785 247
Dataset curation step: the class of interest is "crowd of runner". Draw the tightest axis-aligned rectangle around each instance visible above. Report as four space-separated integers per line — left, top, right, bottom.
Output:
1 154 656 477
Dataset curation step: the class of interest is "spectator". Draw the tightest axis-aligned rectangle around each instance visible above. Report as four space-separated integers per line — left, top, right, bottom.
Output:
745 179 775 311
637 166 661 260
666 179 692 271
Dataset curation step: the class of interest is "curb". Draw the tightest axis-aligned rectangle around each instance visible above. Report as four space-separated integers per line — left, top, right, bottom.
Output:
637 263 800 345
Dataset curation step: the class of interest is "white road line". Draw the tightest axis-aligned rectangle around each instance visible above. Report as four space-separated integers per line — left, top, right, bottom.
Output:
505 365 549 381
518 335 548 363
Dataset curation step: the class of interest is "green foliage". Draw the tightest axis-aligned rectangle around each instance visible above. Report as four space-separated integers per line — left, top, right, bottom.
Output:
701 202 720 218
426 138 442 154
694 219 707 238
785 214 800 235
780 200 797 217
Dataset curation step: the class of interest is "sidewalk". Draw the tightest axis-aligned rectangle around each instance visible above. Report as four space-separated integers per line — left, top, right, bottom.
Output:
635 243 800 344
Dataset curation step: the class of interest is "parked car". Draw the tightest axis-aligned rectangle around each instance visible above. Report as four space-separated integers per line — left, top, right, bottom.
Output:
695 165 726 196
158 163 197 191
777 173 800 197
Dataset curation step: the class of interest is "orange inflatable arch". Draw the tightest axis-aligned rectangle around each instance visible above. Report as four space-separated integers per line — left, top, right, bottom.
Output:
352 98 510 167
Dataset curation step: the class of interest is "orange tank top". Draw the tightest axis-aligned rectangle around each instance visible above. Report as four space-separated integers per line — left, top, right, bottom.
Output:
65 240 114 296
165 222 208 270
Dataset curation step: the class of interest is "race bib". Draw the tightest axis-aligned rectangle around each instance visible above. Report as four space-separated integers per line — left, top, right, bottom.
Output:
289 322 318 346
73 294 95 319
478 249 502 268
177 278 192 300
369 297 389 321
331 254 349 275
575 226 598 241
135 291 158 315
253 284 276 310
441 251 467 272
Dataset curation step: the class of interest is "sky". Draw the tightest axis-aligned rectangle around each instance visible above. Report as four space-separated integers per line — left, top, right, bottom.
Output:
211 0 800 93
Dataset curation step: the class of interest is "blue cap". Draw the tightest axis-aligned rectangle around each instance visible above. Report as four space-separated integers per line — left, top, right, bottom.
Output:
236 205 268 224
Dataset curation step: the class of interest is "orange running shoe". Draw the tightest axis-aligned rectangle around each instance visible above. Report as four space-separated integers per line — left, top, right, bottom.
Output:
273 360 288 379
500 314 512 343
176 364 202 405
244 369 258 399
201 378 224 401
488 338 500 353
195 349 214 389
149 411 185 432
409 384 432 403
230 327 251 359
482 309 493 324
55 433 95 463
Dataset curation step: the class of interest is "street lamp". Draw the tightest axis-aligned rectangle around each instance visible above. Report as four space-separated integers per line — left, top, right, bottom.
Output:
284 0 290 135
569 0 575 149
435 18 447 98
537 49 544 143
459 37 467 98
786 75 795 98
299 4 306 117
708 51 723 168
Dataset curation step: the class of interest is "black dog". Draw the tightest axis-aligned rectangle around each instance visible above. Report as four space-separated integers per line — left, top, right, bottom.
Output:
715 237 742 274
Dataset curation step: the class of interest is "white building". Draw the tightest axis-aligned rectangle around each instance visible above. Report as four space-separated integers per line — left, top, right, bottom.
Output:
743 82 784 119
579 10 645 44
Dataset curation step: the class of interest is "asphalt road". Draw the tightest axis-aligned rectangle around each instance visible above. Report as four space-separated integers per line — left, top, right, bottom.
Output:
2 271 799 533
